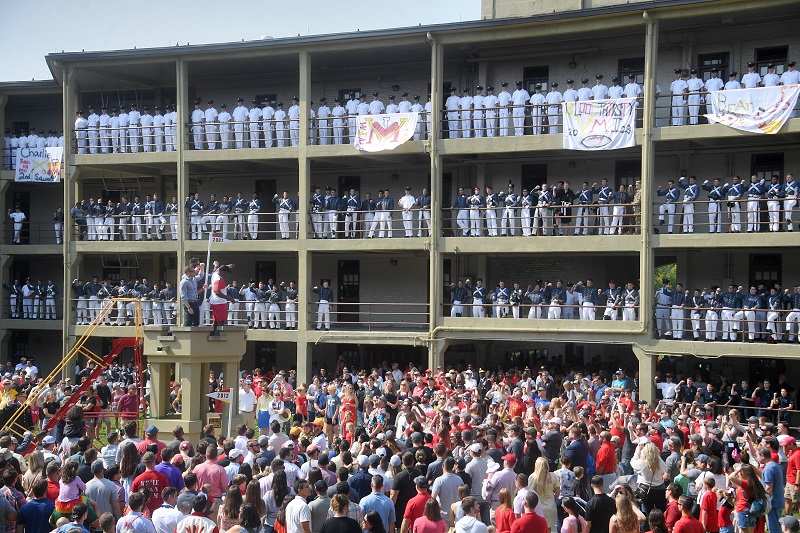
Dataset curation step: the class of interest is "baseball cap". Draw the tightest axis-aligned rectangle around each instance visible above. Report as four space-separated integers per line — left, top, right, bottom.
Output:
781 517 800 532
258 435 269 447
145 426 159 436
470 443 482 454
42 435 56 445
357 455 370 468
306 444 319 454
696 454 709 462
314 480 328 492
414 476 428 487
781 436 797 447
502 453 517 464
312 418 325 426
390 455 402 467
229 449 243 460
289 427 302 437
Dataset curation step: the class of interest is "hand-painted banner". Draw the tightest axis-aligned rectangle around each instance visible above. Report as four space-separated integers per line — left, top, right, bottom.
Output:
563 98 637 150
14 147 63 182
705 85 800 134
354 112 419 152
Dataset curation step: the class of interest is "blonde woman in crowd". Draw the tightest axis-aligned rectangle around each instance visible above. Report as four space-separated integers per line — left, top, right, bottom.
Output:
529 456 560 531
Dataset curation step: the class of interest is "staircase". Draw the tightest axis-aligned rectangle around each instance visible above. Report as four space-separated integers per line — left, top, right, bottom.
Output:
3 297 143 451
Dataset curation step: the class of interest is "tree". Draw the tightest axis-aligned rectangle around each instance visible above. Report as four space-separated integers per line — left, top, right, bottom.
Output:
653 263 676 294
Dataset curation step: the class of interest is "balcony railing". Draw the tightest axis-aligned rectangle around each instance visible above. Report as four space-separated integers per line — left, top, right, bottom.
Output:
653 305 799 343
443 301 641 320
650 197 799 234
4 221 63 245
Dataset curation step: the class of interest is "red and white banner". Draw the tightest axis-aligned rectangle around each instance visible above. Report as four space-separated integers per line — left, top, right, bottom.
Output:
15 147 63 182
354 112 419 152
562 98 637 151
705 85 800 134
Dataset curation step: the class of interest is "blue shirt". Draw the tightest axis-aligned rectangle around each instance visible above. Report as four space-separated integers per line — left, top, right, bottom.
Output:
18 498 55 533
359 492 396 532
325 394 341 419
179 272 203 302
762 460 785 511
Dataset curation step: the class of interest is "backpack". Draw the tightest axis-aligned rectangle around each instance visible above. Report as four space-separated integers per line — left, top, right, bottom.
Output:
119 515 140 533
586 452 596 478
749 495 771 518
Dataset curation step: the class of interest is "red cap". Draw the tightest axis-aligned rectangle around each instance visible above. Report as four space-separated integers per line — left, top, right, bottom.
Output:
502 453 517 464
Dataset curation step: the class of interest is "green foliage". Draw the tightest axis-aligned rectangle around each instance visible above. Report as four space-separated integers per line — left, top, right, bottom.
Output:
654 263 677 293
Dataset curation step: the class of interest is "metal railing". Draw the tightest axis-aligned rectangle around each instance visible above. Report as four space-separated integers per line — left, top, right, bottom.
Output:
186 212 298 241
3 296 63 320
444 202 640 236
444 301 641 320
654 90 800 127
651 197 799 233
74 125 177 154
308 301 430 331
71 297 177 326
308 207 432 239
4 221 63 245
653 305 800 342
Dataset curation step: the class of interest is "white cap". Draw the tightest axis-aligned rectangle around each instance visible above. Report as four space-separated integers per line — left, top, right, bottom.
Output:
469 443 483 454
549 417 562 425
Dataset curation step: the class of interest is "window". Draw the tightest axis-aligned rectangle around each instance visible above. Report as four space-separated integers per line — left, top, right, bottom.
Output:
619 57 645 85
521 164 548 193
615 160 640 189
10 331 29 361
12 122 29 136
338 89 362 102
749 254 781 289
751 153 784 181
523 66 550 94
698 52 729 81
255 94 277 105
756 47 788 77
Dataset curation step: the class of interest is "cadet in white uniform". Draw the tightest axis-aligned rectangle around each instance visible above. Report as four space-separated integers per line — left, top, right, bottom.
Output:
117 106 129 153
217 104 231 149
128 103 141 153
410 96 424 141
248 99 263 148
317 97 331 145
704 68 724 93
368 92 385 115
724 72 742 90
511 81 529 136
261 101 275 148
498 82 512 136
274 103 287 147
331 98 346 144
459 88 473 138
529 85 545 135
763 64 780 87
669 69 689 126
591 74 609 101
623 74 642 100
153 106 165 151
398 187 416 237
140 106 154 152
86 106 100 154
75 111 88 154
98 106 111 153
780 61 800 118
190 100 204 149
8 207 26 244
232 98 248 148
445 87 461 138
288 97 301 147
204 100 219 149
686 70 704 125
608 77 624 99
577 78 592 101
398 93 413 113
345 93 358 144
483 87 498 137
741 62 762 88
385 95 398 114
563 80 579 105
472 86 485 138
545 82 564 134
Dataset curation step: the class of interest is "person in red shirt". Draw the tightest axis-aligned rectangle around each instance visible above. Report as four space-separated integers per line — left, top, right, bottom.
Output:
130 452 170 515
729 463 768 533
784 436 800 516
673 495 704 533
664 483 683 533
700 477 719 533
510 491 548 533
716 488 734 533
595 432 617 490
45 461 60 503
508 391 525 419
135 426 167 462
401 476 431 533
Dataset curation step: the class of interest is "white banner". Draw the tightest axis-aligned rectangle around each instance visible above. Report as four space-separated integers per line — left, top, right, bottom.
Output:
563 98 637 151
705 85 800 134
207 390 231 403
354 112 419 152
15 147 63 182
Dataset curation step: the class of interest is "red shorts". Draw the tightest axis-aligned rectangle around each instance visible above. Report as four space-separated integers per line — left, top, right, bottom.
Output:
211 303 228 322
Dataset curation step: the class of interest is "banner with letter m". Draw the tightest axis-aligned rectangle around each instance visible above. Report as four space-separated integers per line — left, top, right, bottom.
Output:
354 112 419 152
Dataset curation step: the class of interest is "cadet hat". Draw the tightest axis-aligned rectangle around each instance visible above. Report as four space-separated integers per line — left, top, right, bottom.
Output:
207 99 214 104
143 106 149 111
154 106 160 110
88 105 95 110
359 94 366 99
194 99 201 105
292 96 298 101
220 104 227 108
730 71 738 77
334 97 341 102
566 79 574 84
373 92 379 96
101 105 108 109
690 69 698 74
413 95 420 100
277 102 283 107
551 82 559 87
674 68 682 74
789 61 797 66
581 78 589 83
534 85 542 90
405 186 412 191
462 88 469 93
710 67 719 72
389 95 395 100
781 517 800 533
402 92 409 96
449 87 457 92
486 86 494 91
501 81 509 86
747 61 755 67
768 63 775 69
595 74 604 79
320 97 326 102
476 85 483 90
237 97 244 102
516 80 523 85
130 102 138 107
628 74 636 79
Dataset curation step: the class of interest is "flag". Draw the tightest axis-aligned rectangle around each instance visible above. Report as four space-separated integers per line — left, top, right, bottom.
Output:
210 233 229 245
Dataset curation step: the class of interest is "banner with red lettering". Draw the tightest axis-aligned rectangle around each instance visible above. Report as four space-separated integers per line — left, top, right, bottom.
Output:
562 98 637 150
354 112 419 152
705 85 800 134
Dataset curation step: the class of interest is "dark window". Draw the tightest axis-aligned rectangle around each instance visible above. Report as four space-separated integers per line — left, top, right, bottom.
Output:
255 261 277 284
337 260 359 324
698 52 729 81
749 254 781 289
255 94 277 105
751 153 784 181
615 160 641 190
10 331 29 360
521 164 547 193
12 122 29 136
523 66 550 94
619 57 645 85
755 47 788 77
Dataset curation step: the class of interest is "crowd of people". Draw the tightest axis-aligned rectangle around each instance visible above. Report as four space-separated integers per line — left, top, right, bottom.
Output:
2 357 800 533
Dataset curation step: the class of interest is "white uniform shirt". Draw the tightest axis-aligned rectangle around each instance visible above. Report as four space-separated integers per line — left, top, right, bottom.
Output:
473 94 485 111
529 93 546 106
232 104 249 123
368 99 385 114
460 95 473 110
670 78 689 95
483 94 498 109
249 107 263 122
399 194 416 210
204 107 218 124
725 80 742 90
591 83 609 100
624 83 642 98
779 69 800 85
445 95 461 111
741 71 762 88
497 90 512 107
140 113 154 127
87 113 100 129
345 99 358 116
288 105 301 121
385 103 399 114
191 109 204 124
546 90 564 107
704 77 724 92
687 77 704 94
608 85 624 99
411 103 424 113
262 106 275 123
577 87 592 101
128 110 141 125
357 101 370 115
563 88 579 102
217 110 231 124
239 388 256 412
332 105 346 120
511 88 530 106
398 100 413 113
317 105 331 119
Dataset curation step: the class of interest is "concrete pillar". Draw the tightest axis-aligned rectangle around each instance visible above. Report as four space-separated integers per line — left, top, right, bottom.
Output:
632 345 656 404
299 52 311 147
297 342 311 390
176 59 189 325
62 66 79 362
429 35 443 341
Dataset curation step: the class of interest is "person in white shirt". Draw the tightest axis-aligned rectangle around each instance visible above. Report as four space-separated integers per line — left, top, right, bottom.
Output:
317 97 331 145
459 88 474 138
704 68 724 93
608 77 625 99
128 103 141 153
473 86 485 138
563 80 579 104
398 93 413 113
511 81 530 136
87 106 100 154
577 78 593 101
741 62 762 88
669 69 689 126
398 187 416 238
686 69 705 125
152 487 182 533
346 93 359 144
274 103 287 147
153 107 165 152
591 74 609 101
725 72 742 90
8 207 26 244
262 101 276 148
75 111 88 154
249 99 263 148
545 82 564 134
232 98 249 149
529 85 546 135
239 380 257 428
217 104 231 149
369 92 385 115
190 100 204 149
285 480 312 533
385 95 399 114
482 87 498 138
288 97 301 147
780 61 800 118
98 106 111 153
445 87 461 139
140 107 155 152
763 64 780 87
117 492 158 533
624 75 642 99
331 99 347 145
